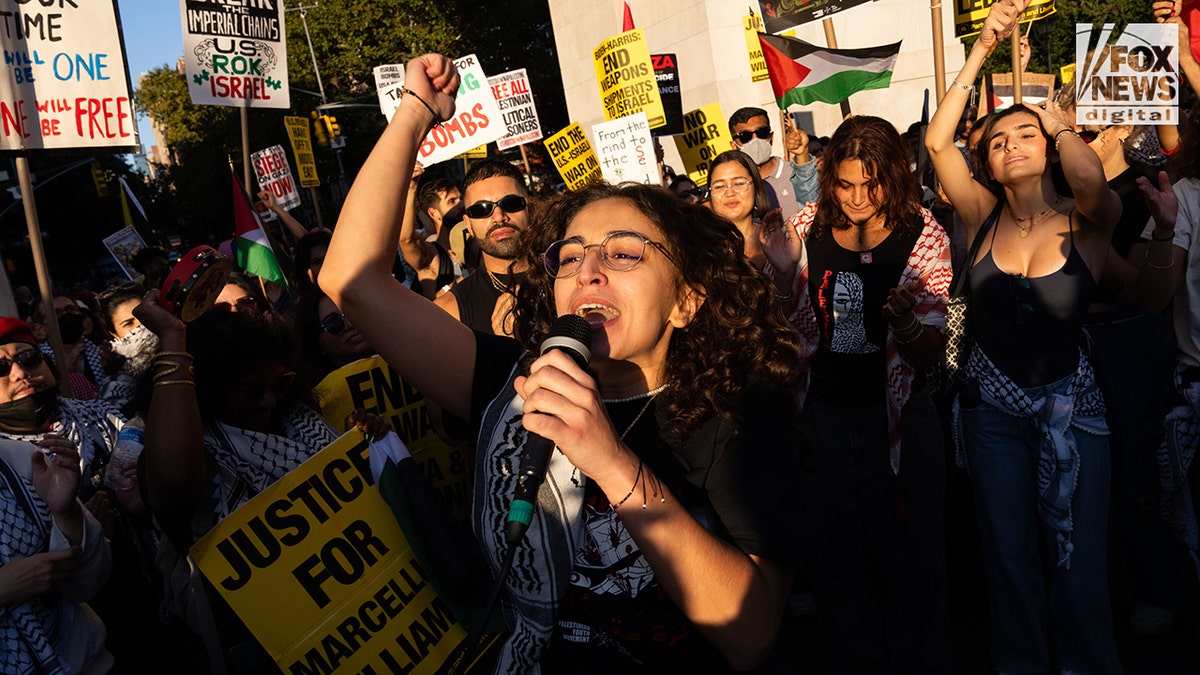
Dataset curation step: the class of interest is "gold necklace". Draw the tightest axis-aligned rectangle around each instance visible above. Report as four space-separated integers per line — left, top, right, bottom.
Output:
1007 196 1063 239
485 267 512 293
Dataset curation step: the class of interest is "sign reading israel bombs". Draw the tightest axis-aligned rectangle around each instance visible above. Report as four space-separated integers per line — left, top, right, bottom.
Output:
673 102 728 186
593 28 665 129
191 431 469 674
180 0 289 108
0 0 138 151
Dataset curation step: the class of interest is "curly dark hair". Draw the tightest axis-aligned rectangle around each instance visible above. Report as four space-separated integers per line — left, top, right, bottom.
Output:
709 150 770 217
510 182 802 441
813 115 922 239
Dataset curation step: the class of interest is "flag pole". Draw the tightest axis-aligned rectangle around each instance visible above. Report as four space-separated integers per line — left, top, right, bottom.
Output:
1011 30 1023 104
241 106 252 195
15 158 71 398
931 0 947 104
821 19 853 119
519 144 532 190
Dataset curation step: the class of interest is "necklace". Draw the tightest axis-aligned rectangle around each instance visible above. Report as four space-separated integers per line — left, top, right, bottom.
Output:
603 384 668 404
1007 196 1063 239
485 267 512 293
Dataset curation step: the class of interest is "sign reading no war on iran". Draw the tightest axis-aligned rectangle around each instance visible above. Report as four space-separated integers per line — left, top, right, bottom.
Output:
673 102 728 186
190 431 469 674
180 0 289 108
593 29 665 129
0 0 138 151
376 54 506 166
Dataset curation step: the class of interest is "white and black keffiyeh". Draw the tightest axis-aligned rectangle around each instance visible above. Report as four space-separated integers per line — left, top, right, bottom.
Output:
204 401 337 518
1158 366 1200 579
0 455 66 675
472 366 585 675
0 398 123 475
955 347 1108 569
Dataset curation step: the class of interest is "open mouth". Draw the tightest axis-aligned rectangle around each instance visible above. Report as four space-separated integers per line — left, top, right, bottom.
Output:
574 302 620 326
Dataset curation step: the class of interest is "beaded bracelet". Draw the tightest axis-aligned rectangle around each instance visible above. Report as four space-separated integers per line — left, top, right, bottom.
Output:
610 460 643 510
950 80 974 94
1054 128 1080 151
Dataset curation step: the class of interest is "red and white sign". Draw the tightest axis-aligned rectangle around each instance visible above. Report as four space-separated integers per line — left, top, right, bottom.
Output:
489 69 542 151
251 145 300 211
0 0 137 151
375 54 506 166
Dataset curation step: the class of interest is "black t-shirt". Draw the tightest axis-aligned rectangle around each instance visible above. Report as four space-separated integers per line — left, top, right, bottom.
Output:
468 332 802 673
805 226 916 406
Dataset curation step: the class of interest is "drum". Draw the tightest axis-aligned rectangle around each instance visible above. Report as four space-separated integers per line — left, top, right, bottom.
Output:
157 245 233 322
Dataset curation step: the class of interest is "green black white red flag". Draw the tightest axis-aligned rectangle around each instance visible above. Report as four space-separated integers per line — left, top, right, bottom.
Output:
757 32 901 107
231 169 288 288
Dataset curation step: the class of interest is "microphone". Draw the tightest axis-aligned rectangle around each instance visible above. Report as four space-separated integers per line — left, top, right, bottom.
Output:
505 314 592 544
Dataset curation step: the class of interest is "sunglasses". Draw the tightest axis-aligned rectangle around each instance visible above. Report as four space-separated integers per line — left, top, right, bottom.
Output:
319 313 350 336
543 230 676 279
0 349 45 377
464 194 527 219
733 126 772 144
211 296 262 314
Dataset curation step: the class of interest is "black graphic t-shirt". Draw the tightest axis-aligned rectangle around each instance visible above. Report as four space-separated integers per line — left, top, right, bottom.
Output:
806 225 915 406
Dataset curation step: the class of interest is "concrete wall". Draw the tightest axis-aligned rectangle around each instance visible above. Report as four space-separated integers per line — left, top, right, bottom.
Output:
547 0 968 172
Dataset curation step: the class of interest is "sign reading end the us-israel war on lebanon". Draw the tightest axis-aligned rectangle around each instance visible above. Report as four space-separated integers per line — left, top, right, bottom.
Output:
489 69 543 151
376 54 506 166
673 102 728 187
1075 23 1179 126
593 29 665 129
0 0 137 151
312 356 473 522
251 145 300 212
593 112 660 185
190 431 469 674
545 122 602 191
180 0 289 108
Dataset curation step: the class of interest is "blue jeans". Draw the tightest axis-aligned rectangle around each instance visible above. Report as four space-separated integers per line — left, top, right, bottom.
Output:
962 376 1123 675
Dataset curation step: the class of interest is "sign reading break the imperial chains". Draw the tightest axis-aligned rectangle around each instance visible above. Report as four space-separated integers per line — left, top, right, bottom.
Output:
180 0 290 109
0 0 138 151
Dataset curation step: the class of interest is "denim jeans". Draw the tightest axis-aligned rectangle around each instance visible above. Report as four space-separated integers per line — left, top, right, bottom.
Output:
802 390 950 674
962 376 1124 675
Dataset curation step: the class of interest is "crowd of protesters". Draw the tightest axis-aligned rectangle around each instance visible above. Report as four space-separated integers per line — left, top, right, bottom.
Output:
6 1 1200 674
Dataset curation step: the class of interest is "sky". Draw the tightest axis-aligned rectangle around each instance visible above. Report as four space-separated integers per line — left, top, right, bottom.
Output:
117 0 184 158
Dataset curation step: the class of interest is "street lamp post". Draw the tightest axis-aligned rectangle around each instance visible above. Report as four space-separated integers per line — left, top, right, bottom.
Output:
286 3 349 199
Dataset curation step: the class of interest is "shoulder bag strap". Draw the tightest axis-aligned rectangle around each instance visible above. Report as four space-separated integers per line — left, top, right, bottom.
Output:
951 200 1004 297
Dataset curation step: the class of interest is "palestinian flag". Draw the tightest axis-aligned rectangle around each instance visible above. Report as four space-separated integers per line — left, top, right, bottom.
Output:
758 33 901 107
231 169 288 289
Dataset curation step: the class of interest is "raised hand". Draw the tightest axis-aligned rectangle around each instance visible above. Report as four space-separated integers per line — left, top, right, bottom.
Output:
403 54 460 124
978 0 1030 54
1138 170 1179 233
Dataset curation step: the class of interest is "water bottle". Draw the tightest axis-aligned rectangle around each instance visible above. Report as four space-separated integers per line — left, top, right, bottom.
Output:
106 416 145 493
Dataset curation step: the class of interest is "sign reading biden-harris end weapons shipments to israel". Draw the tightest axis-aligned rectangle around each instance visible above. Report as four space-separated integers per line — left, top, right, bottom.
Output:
180 0 289 108
593 29 665 129
375 54 506 166
190 431 469 674
1075 23 1179 126
0 0 137 151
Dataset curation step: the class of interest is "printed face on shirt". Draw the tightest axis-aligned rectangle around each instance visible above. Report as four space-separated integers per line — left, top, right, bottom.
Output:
0 342 55 405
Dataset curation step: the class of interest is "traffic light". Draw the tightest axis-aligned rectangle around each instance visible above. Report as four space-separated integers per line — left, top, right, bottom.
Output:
325 115 340 137
310 110 329 148
90 162 108 197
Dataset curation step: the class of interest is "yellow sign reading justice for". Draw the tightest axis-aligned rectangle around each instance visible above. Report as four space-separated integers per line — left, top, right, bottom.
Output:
744 13 770 83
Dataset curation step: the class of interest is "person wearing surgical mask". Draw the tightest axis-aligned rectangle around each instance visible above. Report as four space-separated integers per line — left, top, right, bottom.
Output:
728 106 818 222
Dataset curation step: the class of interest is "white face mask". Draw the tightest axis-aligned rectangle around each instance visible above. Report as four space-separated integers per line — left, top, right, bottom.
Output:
740 137 773 165
110 325 160 376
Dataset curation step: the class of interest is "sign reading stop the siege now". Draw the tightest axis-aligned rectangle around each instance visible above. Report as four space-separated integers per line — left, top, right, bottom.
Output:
0 0 138 151
251 144 300 211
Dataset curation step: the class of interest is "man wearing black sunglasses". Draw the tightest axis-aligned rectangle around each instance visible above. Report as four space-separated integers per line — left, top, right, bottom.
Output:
433 159 529 336
728 106 818 222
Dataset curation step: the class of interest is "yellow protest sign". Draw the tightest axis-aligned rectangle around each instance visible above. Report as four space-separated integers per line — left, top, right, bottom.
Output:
954 0 1055 39
460 143 489 160
545 123 602 191
672 103 728 187
1061 63 1076 84
312 356 472 522
744 13 770 83
190 432 468 674
284 116 321 188
593 29 666 129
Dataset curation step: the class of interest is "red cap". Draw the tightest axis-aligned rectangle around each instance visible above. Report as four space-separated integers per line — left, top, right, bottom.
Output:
0 317 37 346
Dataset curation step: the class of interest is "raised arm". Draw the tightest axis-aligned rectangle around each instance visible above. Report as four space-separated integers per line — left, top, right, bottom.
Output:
319 55 477 420
1136 171 1188 313
1027 102 1121 231
259 189 314 239
926 0 1029 228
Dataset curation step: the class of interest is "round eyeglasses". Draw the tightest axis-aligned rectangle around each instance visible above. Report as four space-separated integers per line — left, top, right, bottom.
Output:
709 178 753 195
543 230 675 279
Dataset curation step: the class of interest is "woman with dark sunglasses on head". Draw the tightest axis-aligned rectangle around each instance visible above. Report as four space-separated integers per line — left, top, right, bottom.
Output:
925 2 1124 673
321 54 805 674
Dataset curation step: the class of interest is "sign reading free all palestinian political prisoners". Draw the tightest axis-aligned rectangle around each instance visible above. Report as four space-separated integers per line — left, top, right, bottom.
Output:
180 0 289 108
1075 23 1179 126
375 54 506 166
0 0 138 151
251 145 300 212
190 431 470 674
593 29 665 129
488 69 543 151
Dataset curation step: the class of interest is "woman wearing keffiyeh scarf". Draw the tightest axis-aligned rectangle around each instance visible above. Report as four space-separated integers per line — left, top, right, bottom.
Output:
766 115 953 673
926 2 1125 674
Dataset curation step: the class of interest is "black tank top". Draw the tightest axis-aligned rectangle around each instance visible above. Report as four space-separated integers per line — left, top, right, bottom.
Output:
969 210 1096 387
450 269 517 335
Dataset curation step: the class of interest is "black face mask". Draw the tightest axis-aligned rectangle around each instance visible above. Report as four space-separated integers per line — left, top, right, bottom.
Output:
0 387 58 432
